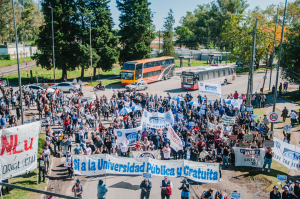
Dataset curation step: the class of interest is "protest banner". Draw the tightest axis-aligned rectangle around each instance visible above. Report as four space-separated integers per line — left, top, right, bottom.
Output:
251 114 257 119
143 173 151 179
114 126 142 147
234 147 265 168
231 192 241 199
0 121 41 180
221 115 236 125
130 150 161 159
273 137 300 170
73 154 220 183
167 128 183 152
141 110 174 129
229 135 237 140
244 134 253 142
284 125 292 132
264 141 274 148
277 175 287 182
198 82 221 98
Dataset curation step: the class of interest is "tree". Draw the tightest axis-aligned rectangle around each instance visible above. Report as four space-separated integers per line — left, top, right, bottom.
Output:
175 26 193 48
117 0 154 65
0 0 12 43
280 22 300 86
160 9 175 56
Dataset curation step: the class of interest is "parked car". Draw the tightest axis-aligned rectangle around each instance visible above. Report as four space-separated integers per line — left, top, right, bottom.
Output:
24 84 46 94
125 81 148 92
50 82 80 92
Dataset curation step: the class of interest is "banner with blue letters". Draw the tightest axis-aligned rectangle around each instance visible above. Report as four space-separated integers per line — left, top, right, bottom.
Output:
234 147 265 168
114 126 142 148
73 154 219 183
141 110 174 129
198 82 221 98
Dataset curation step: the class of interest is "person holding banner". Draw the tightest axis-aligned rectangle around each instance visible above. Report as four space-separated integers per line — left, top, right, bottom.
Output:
97 180 108 199
140 178 152 199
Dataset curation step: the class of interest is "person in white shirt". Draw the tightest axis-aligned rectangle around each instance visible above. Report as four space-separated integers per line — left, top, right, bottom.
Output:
111 148 118 156
84 144 92 155
289 110 297 127
162 143 171 160
83 123 89 140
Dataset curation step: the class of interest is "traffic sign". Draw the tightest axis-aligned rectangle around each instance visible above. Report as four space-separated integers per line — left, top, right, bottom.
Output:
231 192 241 199
268 112 280 123
143 173 151 179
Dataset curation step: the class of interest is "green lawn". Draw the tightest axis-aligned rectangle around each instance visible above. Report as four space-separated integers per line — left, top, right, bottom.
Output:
2 133 47 199
282 90 300 103
0 57 33 68
86 79 121 86
175 59 207 67
236 66 267 74
5 66 121 85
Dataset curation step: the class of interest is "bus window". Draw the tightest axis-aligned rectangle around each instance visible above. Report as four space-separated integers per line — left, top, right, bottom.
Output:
155 62 159 66
228 69 231 75
121 72 134 80
136 64 143 70
218 71 220 77
223 70 226 76
213 72 215 78
165 60 169 64
123 63 135 70
169 59 174 64
199 74 203 80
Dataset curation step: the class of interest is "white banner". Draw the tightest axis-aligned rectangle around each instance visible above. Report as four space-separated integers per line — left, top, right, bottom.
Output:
273 137 300 170
73 154 219 183
114 126 142 147
198 82 221 98
0 121 41 180
207 122 232 133
221 115 236 125
167 128 183 152
141 110 174 129
234 147 265 168
130 150 161 159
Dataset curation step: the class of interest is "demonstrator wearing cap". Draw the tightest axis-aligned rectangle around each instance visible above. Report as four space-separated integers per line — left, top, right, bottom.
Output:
295 180 300 198
270 185 280 199
97 180 108 199
178 179 190 199
72 179 83 198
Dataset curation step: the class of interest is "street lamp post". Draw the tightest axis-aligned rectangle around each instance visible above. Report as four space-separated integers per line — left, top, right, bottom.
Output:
269 5 279 91
12 0 24 124
48 6 56 83
271 0 288 131
90 22 93 83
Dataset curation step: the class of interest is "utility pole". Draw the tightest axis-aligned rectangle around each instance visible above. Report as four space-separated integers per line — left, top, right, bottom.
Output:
49 6 56 83
159 30 161 53
246 18 258 107
90 22 93 83
271 0 287 131
225 15 229 65
12 0 24 124
269 5 279 91
22 36 29 80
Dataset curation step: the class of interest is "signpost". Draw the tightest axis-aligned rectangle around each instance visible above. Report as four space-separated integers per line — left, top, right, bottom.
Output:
268 112 280 123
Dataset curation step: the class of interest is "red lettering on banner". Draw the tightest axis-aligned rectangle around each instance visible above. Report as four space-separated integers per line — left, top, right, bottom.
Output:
24 138 33 151
13 134 23 154
168 128 183 147
0 135 14 156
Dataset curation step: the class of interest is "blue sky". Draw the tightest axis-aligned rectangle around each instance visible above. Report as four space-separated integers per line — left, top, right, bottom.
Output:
109 0 285 30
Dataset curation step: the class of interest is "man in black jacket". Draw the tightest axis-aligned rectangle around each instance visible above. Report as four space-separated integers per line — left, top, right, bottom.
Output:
140 178 152 199
282 186 298 199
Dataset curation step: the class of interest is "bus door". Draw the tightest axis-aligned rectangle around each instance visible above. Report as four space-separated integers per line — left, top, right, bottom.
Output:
136 64 143 80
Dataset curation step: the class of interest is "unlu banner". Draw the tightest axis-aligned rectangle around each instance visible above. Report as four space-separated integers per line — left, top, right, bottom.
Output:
0 121 41 180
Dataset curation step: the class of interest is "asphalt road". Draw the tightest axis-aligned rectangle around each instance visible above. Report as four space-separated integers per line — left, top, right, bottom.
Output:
63 68 288 199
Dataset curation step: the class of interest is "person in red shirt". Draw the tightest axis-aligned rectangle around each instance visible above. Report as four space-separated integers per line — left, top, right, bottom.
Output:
233 91 239 99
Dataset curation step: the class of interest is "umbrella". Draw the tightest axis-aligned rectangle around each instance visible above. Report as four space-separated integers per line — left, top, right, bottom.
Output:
119 108 132 115
188 101 200 106
172 96 184 102
47 88 55 93
131 105 142 111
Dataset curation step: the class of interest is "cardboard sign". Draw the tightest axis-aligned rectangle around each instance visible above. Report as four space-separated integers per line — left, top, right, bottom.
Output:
244 134 253 142
229 135 238 140
247 108 253 112
277 175 287 182
143 173 152 179
265 140 274 148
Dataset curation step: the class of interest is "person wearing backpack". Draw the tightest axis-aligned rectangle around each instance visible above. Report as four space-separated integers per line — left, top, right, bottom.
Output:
178 179 190 199
214 190 227 199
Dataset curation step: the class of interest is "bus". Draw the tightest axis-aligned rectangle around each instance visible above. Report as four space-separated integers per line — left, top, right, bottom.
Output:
181 65 236 89
121 56 175 85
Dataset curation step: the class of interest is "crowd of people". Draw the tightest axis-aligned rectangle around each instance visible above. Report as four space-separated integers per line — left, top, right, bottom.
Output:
0 81 299 199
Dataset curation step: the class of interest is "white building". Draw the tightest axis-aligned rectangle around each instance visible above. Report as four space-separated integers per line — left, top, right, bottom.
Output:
0 42 37 59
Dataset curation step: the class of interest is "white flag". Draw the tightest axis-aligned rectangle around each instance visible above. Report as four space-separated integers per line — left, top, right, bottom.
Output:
167 127 183 152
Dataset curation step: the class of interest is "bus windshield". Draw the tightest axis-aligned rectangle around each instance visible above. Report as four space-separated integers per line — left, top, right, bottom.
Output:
123 63 135 70
121 72 134 80
182 76 194 85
